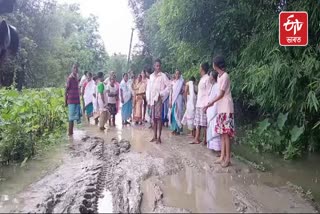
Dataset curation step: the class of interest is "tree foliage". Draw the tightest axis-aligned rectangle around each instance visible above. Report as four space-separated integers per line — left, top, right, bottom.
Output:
129 0 320 158
0 0 108 88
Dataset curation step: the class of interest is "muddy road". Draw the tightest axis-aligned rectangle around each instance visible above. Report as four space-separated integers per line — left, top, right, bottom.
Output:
1 122 318 213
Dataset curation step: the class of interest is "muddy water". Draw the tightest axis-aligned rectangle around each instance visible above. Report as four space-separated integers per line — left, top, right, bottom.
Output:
234 144 320 202
0 142 67 212
0 114 319 213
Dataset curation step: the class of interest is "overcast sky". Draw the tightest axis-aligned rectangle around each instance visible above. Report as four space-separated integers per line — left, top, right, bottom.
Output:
58 0 139 55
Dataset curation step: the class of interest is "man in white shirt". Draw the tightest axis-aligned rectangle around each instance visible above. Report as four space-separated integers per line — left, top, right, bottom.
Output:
149 59 170 144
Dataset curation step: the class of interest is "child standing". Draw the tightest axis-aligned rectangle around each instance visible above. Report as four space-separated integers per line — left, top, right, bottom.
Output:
106 76 118 127
96 72 110 130
204 56 235 167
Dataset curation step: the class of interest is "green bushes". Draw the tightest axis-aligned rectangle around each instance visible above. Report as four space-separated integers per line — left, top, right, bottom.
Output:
238 112 316 160
0 88 66 163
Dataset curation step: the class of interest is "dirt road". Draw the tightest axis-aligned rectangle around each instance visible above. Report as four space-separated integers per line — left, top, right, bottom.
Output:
3 123 318 213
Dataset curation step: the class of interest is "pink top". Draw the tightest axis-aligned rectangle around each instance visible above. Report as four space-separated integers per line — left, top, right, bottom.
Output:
217 72 234 114
196 74 212 108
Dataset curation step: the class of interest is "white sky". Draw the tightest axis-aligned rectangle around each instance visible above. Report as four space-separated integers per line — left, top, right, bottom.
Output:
58 0 139 55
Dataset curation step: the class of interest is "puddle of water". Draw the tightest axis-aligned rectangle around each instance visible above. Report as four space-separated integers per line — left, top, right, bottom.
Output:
143 167 316 213
98 189 113 213
234 144 320 203
0 139 67 212
83 114 152 153
141 167 237 213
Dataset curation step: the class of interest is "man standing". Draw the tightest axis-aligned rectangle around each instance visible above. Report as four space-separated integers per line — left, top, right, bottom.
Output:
149 59 170 144
65 64 81 136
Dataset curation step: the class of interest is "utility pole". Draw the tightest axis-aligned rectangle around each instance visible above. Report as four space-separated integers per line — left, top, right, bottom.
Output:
127 28 134 71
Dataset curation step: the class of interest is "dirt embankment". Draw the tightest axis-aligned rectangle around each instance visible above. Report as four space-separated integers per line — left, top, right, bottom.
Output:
10 131 318 213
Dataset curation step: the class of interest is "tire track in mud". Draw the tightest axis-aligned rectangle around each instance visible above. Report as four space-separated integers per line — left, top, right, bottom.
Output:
8 132 318 213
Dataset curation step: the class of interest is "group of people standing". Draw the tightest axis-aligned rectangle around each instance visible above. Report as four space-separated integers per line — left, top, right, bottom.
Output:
65 55 234 168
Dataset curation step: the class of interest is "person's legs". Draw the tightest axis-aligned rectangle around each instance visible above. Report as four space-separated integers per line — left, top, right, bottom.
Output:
222 134 231 167
68 121 74 136
143 98 147 122
215 134 225 164
112 114 116 126
150 119 158 142
99 111 106 130
192 128 195 138
157 119 162 144
203 127 207 145
193 126 201 144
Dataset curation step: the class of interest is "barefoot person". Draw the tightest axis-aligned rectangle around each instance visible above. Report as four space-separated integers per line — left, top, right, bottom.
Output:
182 76 197 137
204 56 235 168
192 62 212 145
120 73 132 125
65 64 82 136
149 59 170 144
206 71 221 154
169 69 184 135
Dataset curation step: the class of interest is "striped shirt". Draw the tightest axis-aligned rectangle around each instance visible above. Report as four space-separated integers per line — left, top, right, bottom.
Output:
66 76 80 104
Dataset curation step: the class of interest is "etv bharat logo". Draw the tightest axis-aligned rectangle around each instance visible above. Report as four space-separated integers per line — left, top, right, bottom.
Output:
279 11 308 46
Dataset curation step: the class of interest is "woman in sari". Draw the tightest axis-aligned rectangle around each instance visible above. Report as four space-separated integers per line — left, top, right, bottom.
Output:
82 72 95 122
120 73 132 125
169 70 184 135
133 74 147 124
145 69 153 128
141 70 148 122
182 76 197 137
207 71 221 153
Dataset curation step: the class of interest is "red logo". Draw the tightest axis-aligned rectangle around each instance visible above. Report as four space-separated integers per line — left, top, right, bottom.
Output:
279 11 308 46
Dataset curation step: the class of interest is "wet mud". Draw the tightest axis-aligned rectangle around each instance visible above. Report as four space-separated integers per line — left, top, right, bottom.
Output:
3 124 319 213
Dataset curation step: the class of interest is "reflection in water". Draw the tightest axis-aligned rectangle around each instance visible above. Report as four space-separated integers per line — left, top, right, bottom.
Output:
160 168 236 213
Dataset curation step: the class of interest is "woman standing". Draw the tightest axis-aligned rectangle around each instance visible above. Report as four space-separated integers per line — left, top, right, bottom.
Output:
206 71 221 153
141 70 148 122
169 70 184 135
204 56 235 168
133 74 147 124
82 72 95 122
120 73 133 125
192 62 212 145
92 76 99 125
181 76 197 137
